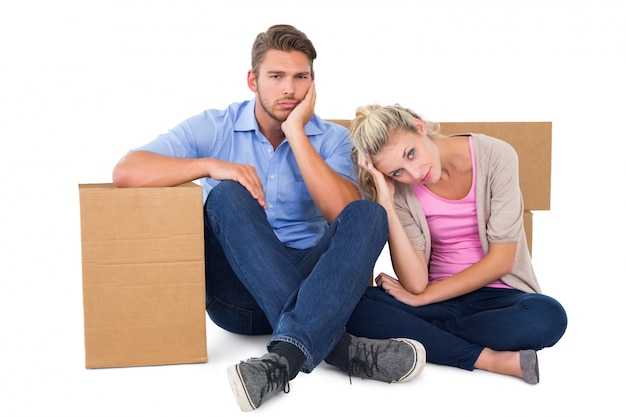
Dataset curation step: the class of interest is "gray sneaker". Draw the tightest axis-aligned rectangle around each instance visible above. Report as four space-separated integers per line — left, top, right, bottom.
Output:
348 336 426 383
227 352 290 412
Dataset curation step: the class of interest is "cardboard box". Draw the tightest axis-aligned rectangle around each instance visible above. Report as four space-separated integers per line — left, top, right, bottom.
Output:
438 122 551 254
437 122 551 212
524 211 533 254
328 120 552 254
79 182 207 368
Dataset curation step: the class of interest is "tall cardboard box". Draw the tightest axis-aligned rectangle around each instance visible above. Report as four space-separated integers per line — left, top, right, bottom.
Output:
79 182 207 368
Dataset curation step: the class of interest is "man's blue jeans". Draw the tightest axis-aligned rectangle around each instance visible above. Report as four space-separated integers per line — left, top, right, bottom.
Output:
204 181 388 372
346 286 568 370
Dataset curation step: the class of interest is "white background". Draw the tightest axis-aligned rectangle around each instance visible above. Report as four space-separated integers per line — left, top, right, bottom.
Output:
1 0 624 415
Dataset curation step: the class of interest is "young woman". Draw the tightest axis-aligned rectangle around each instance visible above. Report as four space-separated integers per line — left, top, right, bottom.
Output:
346 103 567 384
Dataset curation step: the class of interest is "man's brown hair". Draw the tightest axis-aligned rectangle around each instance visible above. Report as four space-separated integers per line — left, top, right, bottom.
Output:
251 24 317 79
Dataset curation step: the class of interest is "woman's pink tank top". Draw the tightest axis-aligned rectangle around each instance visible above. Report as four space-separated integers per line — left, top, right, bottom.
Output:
412 136 510 288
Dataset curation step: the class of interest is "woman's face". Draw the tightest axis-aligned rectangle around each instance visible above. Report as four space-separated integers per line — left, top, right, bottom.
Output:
371 128 441 185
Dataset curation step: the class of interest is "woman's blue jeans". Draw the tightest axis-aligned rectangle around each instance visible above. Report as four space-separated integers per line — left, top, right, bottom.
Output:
204 181 388 372
347 286 567 370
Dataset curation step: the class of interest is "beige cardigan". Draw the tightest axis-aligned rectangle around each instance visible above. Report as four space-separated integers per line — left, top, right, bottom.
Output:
393 133 542 294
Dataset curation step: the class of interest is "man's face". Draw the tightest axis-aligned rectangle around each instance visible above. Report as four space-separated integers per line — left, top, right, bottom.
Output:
248 49 312 123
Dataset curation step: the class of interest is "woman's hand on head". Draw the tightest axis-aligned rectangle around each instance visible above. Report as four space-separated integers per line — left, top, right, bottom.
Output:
358 152 395 206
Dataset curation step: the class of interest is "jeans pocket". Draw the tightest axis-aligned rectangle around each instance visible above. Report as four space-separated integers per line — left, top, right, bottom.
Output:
206 295 271 335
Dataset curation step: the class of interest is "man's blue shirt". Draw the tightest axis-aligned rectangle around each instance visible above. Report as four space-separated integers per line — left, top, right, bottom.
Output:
131 99 356 249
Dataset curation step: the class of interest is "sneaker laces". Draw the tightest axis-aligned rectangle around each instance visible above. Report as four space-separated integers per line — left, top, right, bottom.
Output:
260 356 290 395
348 341 381 384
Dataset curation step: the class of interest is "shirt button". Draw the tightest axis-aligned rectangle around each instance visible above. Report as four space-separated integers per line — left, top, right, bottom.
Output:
270 175 275 180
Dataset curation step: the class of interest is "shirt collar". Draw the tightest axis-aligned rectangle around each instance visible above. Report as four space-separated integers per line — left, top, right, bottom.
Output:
233 99 258 132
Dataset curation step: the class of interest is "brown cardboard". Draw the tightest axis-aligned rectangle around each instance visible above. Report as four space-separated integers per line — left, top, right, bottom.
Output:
327 120 551 254
437 122 551 211
524 211 533 254
79 182 207 368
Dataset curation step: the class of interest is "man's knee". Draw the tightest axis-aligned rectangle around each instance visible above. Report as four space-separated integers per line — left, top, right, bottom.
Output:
343 200 388 233
206 180 256 215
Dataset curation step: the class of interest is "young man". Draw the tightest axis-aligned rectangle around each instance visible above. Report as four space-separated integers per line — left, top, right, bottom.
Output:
112 24 425 412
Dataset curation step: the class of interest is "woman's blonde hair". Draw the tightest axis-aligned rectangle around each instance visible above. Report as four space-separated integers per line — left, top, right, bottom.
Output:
350 104 440 201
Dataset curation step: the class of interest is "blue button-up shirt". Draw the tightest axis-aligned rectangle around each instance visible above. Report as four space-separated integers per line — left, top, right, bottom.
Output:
132 99 356 249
